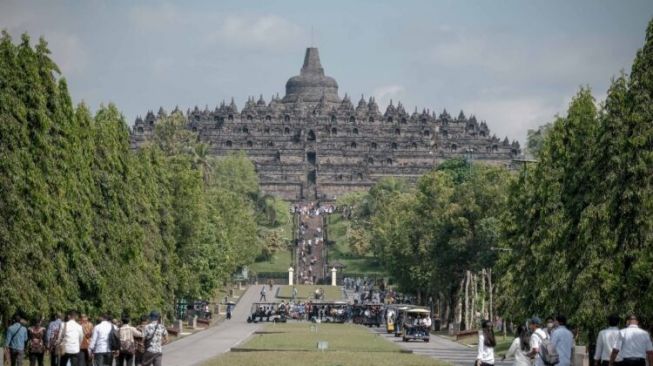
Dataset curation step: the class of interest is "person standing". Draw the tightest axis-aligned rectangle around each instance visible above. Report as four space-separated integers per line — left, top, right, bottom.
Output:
46 313 63 366
595 314 622 366
477 320 497 366
28 318 47 366
4 314 28 366
551 315 574 366
610 315 653 366
502 325 532 366
79 314 94 366
259 286 267 302
134 316 148 366
528 317 549 366
117 316 142 366
57 311 84 366
141 311 168 366
89 314 116 366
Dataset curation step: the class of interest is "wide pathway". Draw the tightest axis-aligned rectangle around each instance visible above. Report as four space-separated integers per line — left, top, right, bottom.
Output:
163 285 275 366
370 327 511 366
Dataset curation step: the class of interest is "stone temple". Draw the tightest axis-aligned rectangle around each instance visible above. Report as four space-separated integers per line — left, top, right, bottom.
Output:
131 48 520 202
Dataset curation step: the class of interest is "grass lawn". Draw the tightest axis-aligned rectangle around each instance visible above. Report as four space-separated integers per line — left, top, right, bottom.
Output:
205 323 444 366
276 285 343 301
249 248 292 273
326 214 386 275
456 333 514 355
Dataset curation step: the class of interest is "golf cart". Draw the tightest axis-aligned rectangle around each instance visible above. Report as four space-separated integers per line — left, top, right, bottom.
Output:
246 302 288 323
393 305 414 337
386 304 412 334
402 308 431 343
351 304 383 327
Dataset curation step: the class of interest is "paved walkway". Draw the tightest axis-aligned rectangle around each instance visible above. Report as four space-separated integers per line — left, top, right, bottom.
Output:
163 285 274 366
370 327 512 366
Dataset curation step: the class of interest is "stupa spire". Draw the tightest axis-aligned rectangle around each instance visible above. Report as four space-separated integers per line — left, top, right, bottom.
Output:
301 47 324 76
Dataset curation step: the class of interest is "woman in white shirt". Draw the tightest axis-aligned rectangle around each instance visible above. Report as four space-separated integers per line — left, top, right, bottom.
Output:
478 320 497 366
504 325 533 366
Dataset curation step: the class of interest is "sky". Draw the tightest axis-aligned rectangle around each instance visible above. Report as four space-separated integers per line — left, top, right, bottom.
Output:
2 0 652 144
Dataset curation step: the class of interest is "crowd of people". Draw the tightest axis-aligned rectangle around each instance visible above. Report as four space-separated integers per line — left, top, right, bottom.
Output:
4 311 168 366
477 314 653 366
293 202 335 285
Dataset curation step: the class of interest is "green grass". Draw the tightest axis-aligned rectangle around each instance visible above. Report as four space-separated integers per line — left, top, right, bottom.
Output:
241 323 399 352
326 214 386 275
249 248 293 273
206 350 443 366
276 285 343 301
205 323 445 366
456 333 514 356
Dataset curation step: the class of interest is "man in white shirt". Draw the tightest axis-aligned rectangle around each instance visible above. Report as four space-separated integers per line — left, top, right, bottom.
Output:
528 317 549 366
610 315 653 366
89 314 116 366
57 311 84 366
595 314 622 366
551 315 574 366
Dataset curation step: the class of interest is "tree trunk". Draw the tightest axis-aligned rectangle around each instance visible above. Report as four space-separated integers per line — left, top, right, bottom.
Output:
456 277 464 329
464 271 470 330
481 268 488 319
487 269 493 323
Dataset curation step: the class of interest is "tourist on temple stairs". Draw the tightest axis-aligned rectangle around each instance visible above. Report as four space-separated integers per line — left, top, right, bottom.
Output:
503 325 532 366
117 316 142 366
610 315 653 366
89 314 116 366
551 315 574 366
46 313 63 366
528 317 548 366
28 318 47 366
79 314 93 366
595 314 622 366
4 314 28 366
476 320 497 366
141 311 168 366
57 311 84 366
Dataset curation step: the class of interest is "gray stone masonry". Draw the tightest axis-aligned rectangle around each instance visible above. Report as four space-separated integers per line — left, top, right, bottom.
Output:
131 47 520 201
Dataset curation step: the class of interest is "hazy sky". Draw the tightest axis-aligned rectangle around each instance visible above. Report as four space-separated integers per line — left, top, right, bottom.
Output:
2 0 652 143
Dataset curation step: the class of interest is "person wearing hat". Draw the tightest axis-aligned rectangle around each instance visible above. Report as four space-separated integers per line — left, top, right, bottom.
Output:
528 316 549 366
610 315 653 366
141 311 168 366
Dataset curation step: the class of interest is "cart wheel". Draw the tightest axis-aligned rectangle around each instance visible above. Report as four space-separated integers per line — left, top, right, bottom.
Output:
247 317 252 323
402 337 408 342
424 339 430 343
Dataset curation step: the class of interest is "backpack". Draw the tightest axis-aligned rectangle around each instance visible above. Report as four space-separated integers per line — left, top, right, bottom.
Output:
535 332 559 366
119 327 136 355
108 325 121 352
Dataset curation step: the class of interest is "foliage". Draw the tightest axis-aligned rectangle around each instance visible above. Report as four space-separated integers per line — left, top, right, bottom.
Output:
498 18 653 337
0 33 263 322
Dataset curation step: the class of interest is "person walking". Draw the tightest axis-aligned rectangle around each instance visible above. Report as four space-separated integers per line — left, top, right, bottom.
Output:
528 317 549 366
28 318 47 366
141 311 168 366
79 314 93 366
56 311 84 366
117 316 142 366
89 314 116 366
259 286 267 302
610 315 653 366
551 315 574 366
476 320 497 366
46 313 63 366
4 314 28 366
595 314 622 366
134 316 148 366
502 325 532 366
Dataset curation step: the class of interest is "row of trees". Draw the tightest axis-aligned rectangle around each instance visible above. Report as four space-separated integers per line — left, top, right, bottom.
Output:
0 32 284 323
339 18 653 337
497 18 653 337
339 160 512 330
